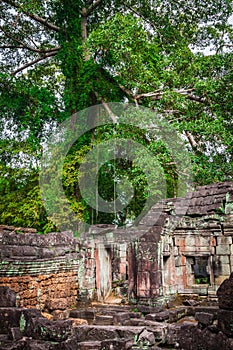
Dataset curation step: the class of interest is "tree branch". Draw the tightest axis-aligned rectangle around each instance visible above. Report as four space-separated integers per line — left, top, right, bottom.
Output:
118 84 134 98
2 0 60 32
0 27 60 53
184 130 204 153
11 51 57 75
94 92 118 124
85 0 103 16
135 90 163 100
0 45 60 53
132 88 208 104
186 94 207 103
118 83 207 106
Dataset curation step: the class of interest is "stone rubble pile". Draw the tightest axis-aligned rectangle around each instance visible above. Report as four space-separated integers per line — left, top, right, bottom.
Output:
1 277 233 350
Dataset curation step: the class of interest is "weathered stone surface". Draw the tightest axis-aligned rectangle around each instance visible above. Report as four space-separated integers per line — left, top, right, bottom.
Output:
28 318 72 342
194 306 219 317
101 338 126 349
0 286 16 307
0 271 78 311
0 339 27 350
195 312 214 326
126 318 145 326
218 309 233 337
174 322 201 350
113 312 130 324
138 329 155 345
183 299 199 307
76 341 102 350
128 311 142 319
0 308 22 333
69 308 96 321
21 308 46 335
70 318 88 326
8 328 23 341
94 315 114 325
136 305 163 314
1 181 233 311
24 340 53 350
165 323 184 346
227 338 233 350
72 325 119 342
145 310 170 322
198 329 228 350
217 273 233 310
117 326 146 339
216 245 231 255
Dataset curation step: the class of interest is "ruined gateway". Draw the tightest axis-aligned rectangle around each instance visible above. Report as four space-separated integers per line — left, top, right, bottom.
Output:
1 181 233 349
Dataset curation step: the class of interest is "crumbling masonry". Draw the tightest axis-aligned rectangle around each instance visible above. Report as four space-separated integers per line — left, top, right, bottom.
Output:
0 181 233 310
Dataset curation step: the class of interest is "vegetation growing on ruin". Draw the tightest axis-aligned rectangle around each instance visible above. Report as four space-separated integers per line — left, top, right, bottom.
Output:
0 0 233 231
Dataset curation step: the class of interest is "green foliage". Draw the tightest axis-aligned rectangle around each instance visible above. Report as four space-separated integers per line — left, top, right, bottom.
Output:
0 164 55 232
0 0 233 232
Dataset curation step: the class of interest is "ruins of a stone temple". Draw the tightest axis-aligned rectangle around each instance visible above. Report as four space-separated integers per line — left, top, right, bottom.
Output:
1 181 233 350
0 181 233 309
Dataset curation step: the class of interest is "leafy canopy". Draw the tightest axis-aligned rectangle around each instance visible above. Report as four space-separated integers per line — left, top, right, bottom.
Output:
0 0 233 231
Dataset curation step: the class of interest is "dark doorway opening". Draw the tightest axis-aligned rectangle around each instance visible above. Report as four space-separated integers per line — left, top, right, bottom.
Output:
193 256 210 284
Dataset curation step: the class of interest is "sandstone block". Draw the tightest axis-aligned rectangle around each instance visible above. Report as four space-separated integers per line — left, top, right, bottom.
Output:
72 325 119 342
145 310 170 322
217 236 232 245
195 312 214 326
165 323 183 346
217 273 233 310
136 305 163 315
24 339 52 349
101 338 126 350
216 245 230 255
29 317 72 342
218 309 233 337
77 341 102 350
113 312 130 324
215 275 229 285
128 312 142 319
216 255 230 264
45 298 68 311
194 306 218 318
0 286 16 307
69 309 96 322
94 315 114 325
198 328 228 350
138 329 155 345
70 318 88 326
117 326 146 339
220 263 231 276
8 327 23 341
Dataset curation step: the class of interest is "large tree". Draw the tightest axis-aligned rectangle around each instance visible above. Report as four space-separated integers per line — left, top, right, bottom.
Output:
0 0 233 231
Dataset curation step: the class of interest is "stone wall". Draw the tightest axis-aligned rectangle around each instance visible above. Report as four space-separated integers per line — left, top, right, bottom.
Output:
0 181 233 308
0 227 80 313
127 181 233 302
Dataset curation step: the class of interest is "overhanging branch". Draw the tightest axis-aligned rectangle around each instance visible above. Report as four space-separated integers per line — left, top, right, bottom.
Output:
11 51 57 75
2 0 60 32
0 27 60 53
0 45 60 53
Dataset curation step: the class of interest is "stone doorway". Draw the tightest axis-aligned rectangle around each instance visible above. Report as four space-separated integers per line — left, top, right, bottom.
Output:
95 244 112 301
193 256 210 285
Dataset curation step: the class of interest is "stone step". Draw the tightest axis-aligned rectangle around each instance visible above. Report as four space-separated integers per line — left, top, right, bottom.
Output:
93 315 114 325
72 325 145 342
77 341 102 350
